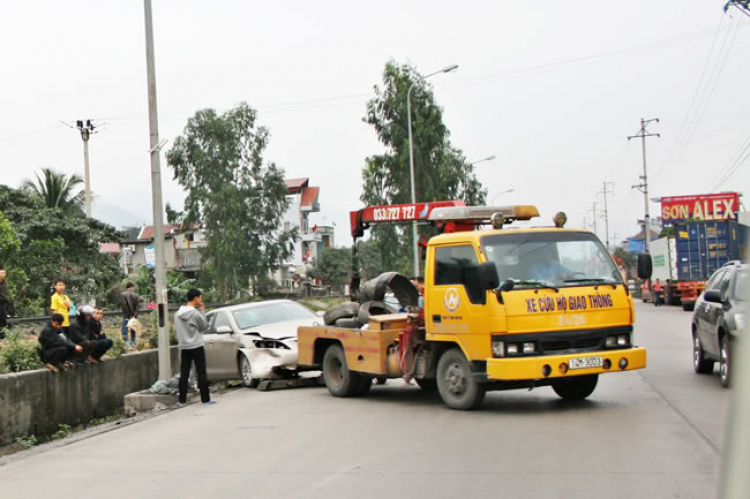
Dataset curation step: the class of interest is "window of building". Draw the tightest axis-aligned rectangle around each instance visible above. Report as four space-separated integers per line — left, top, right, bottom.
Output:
434 245 484 304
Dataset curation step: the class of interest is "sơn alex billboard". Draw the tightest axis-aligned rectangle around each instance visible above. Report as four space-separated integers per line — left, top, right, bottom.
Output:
660 192 739 224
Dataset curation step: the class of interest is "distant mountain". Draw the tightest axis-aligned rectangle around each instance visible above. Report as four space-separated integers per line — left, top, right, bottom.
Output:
92 202 146 230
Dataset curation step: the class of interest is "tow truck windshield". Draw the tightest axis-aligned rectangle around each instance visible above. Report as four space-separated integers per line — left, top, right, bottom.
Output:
481 231 623 289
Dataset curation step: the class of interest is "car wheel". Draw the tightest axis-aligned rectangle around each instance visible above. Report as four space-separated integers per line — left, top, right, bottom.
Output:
415 377 438 391
551 375 598 400
720 335 730 388
693 331 714 374
239 355 259 388
436 348 486 410
322 344 360 397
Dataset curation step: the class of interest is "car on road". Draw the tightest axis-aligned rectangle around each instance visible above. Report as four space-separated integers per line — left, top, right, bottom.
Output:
691 261 747 388
203 300 323 387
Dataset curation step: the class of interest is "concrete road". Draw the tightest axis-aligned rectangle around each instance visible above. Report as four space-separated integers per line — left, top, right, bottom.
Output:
0 302 729 499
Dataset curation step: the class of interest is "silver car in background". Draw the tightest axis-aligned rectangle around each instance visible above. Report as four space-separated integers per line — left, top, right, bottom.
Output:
204 300 322 387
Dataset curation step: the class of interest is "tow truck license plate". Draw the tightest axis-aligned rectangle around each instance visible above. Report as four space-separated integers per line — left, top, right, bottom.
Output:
569 356 603 370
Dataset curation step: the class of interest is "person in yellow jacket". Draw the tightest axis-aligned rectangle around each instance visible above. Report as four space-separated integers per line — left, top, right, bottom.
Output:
50 278 72 334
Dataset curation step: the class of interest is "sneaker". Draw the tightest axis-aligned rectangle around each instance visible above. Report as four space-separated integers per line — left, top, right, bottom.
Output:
203 400 217 405
175 402 186 408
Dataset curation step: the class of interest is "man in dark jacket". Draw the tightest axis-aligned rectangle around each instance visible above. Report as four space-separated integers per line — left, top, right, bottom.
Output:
0 267 9 338
120 283 140 348
68 306 99 364
38 313 80 372
89 308 113 360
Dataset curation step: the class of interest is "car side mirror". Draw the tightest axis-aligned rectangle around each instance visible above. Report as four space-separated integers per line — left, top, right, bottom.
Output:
703 289 722 304
215 325 232 334
637 253 652 280
478 261 500 290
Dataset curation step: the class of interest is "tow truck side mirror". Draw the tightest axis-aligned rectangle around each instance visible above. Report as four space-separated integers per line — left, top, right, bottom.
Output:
637 253 652 280
478 262 500 290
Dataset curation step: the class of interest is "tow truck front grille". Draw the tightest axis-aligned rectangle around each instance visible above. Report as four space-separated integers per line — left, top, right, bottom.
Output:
494 326 632 357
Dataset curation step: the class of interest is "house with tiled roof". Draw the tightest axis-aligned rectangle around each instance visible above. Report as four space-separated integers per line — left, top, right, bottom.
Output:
276 177 333 289
118 224 206 276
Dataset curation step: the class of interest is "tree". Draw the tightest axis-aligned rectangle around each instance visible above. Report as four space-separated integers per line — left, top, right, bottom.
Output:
613 247 637 277
308 248 352 287
361 61 487 273
21 168 85 216
0 185 124 315
166 103 298 300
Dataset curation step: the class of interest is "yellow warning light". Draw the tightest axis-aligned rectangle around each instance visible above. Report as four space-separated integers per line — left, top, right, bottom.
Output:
512 205 540 221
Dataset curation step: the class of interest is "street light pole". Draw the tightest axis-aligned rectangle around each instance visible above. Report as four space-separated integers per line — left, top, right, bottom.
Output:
144 0 171 381
491 189 514 205
407 64 458 278
76 120 96 218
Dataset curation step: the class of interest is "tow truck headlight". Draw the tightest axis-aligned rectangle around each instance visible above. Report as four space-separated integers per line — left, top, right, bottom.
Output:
523 342 536 354
617 334 629 346
506 343 519 355
605 336 617 348
492 340 505 357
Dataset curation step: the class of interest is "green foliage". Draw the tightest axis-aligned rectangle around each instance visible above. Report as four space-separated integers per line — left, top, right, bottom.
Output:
89 414 121 426
127 267 194 303
107 337 130 359
659 226 675 238
0 185 125 316
21 168 85 217
15 435 37 449
0 331 43 374
166 103 298 300
613 247 637 276
361 61 487 272
308 248 352 287
50 424 72 441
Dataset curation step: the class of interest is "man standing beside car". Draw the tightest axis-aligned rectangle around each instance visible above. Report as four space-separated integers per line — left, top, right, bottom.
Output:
174 288 214 406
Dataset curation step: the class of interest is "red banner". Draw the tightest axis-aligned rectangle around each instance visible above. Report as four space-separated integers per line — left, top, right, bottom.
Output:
660 193 739 223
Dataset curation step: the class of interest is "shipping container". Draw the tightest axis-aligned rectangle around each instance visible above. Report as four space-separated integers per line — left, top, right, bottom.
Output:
650 236 677 282
674 220 749 281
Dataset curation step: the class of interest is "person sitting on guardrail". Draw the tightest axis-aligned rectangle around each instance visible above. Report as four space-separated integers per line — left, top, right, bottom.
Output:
68 306 100 364
38 313 80 372
89 308 113 361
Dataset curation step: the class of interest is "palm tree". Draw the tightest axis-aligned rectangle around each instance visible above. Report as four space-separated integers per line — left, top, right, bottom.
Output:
21 168 86 216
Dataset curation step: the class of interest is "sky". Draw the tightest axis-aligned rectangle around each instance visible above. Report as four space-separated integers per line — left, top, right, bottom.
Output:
1 1 748 249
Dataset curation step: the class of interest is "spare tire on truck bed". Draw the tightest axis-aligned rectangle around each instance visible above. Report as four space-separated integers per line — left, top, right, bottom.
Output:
358 301 391 324
324 302 360 325
358 272 419 308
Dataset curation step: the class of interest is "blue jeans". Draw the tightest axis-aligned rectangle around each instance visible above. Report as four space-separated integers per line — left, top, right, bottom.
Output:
122 318 135 342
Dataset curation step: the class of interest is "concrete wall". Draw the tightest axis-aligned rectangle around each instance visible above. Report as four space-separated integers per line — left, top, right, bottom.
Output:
0 348 179 446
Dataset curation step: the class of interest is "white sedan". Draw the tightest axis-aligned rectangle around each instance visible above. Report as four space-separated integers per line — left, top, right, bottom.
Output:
204 300 323 387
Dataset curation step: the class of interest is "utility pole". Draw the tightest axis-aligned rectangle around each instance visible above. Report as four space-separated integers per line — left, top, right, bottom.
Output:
629 118 660 253
75 120 96 218
599 181 615 251
587 202 599 236
144 0 171 381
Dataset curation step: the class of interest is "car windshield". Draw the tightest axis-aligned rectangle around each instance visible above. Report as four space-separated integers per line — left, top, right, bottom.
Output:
735 270 748 301
481 231 623 289
232 302 317 329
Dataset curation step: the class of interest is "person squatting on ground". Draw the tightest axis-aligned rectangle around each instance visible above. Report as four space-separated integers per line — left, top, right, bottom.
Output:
174 288 214 406
50 278 73 335
88 308 113 360
68 306 100 364
38 313 81 372
120 282 140 348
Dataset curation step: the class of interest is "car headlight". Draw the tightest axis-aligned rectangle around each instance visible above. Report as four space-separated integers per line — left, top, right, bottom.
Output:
617 334 629 346
523 342 536 354
605 336 617 348
492 340 505 357
506 343 519 355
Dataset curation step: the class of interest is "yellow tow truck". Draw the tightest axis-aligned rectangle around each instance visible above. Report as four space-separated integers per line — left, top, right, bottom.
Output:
297 202 647 410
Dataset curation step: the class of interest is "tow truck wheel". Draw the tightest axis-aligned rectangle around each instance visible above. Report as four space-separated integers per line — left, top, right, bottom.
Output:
322 344 360 397
551 374 598 400
436 349 486 410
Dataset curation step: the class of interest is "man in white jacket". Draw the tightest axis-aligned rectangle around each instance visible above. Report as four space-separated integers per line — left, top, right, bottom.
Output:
174 288 215 405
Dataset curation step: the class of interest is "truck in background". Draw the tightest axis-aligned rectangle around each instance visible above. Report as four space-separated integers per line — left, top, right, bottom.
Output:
646 220 748 311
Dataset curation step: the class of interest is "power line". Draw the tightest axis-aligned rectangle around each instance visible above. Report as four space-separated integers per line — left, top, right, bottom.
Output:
599 182 615 251
709 133 750 192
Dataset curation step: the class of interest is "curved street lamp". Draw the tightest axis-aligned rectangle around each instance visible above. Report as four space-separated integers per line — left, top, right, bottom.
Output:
407 64 459 277
491 189 515 205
